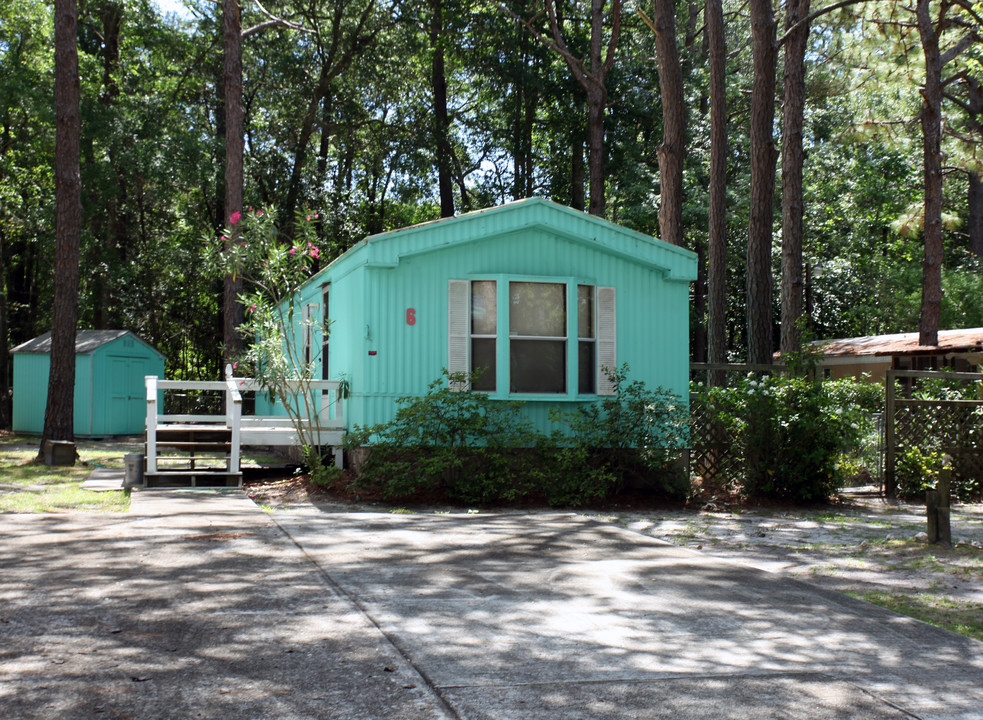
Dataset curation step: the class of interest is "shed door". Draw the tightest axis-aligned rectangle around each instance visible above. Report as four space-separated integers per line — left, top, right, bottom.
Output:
109 356 147 434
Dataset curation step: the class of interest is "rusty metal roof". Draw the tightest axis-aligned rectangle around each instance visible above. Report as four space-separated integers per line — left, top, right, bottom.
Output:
812 328 983 357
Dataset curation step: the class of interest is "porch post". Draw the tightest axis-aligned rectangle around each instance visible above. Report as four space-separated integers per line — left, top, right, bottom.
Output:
145 376 157 474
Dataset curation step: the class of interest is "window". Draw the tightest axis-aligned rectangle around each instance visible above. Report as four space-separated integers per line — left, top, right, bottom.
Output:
578 284 595 394
302 302 318 367
449 279 616 397
321 284 330 380
509 282 567 393
470 280 496 391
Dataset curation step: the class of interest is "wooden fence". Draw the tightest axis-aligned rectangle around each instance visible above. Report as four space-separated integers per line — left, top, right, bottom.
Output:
884 369 983 497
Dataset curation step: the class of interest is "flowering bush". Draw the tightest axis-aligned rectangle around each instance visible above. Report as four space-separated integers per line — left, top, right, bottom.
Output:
693 373 880 503
221 207 337 482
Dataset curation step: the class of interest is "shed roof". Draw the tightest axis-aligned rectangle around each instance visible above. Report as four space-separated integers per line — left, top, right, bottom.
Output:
813 328 983 358
11 330 163 358
308 197 698 287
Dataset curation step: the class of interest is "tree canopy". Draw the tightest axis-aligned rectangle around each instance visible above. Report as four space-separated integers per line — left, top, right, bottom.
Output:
2 0 981 393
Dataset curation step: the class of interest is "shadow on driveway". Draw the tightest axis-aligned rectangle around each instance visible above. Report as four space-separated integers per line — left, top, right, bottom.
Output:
3 493 981 719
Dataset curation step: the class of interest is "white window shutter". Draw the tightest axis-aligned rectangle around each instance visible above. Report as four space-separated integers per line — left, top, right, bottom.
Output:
448 280 469 391
596 286 617 395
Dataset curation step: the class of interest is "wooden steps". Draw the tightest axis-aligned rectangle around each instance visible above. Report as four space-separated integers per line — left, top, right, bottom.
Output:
143 370 348 490
144 424 242 488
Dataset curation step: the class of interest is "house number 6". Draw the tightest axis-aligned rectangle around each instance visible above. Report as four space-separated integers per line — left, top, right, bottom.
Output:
406 308 416 326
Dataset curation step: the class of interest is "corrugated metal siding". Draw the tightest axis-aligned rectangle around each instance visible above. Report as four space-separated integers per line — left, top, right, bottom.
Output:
291 199 695 436
346 228 691 432
12 354 96 436
357 199 696 281
12 354 49 434
76 354 94 436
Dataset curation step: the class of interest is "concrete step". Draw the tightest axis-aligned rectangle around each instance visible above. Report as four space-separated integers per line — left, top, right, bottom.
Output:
144 471 242 489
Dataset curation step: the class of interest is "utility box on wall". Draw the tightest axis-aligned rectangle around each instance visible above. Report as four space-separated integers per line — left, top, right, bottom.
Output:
11 330 166 437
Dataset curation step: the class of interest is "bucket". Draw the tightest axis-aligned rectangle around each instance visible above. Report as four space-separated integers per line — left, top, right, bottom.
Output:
124 453 145 488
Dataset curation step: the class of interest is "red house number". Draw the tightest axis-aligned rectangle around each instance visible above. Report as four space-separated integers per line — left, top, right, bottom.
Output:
406 308 416 326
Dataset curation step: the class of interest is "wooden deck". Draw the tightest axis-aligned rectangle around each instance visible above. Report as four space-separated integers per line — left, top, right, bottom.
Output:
143 368 345 488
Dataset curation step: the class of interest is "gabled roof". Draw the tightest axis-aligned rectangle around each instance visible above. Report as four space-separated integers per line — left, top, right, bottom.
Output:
813 328 983 357
11 330 163 358
308 197 698 287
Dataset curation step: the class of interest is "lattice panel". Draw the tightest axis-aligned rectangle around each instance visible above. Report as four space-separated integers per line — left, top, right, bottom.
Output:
689 395 744 486
892 400 983 494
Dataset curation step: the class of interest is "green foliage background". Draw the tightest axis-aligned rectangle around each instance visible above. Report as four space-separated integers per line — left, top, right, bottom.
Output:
2 0 983 382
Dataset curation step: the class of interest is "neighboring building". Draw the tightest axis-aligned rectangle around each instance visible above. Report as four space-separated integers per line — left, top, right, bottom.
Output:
12 330 165 437
260 198 698 435
812 328 983 381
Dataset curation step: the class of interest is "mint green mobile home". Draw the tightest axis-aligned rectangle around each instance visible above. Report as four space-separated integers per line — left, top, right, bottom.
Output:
12 330 165 437
266 198 697 436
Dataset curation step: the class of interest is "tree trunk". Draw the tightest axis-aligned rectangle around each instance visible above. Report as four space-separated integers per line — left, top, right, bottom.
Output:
0 231 9 429
585 0 610 216
693 238 707 362
706 0 727 375
512 33 538 201
651 0 685 246
970 172 983 258
283 64 334 226
966 76 983 258
522 86 537 198
540 0 619 216
98 1 124 331
586 82 607 216
779 0 810 358
746 0 778 364
571 119 586 211
916 0 943 347
223 0 244 363
431 0 454 217
40 0 82 459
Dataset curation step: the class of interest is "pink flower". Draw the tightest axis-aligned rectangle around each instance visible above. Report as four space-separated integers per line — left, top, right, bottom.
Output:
313 213 319 219
309 246 320 259
241 242 247 247
256 210 263 217
221 235 228 242
289 247 297 255
232 361 238 370
247 304 257 313
229 211 241 226
306 215 311 222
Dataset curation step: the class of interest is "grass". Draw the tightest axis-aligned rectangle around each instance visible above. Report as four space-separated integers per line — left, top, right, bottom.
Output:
849 590 983 642
0 434 131 513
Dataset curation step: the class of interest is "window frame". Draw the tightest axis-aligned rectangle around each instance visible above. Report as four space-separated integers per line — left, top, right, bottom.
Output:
452 275 611 400
321 284 330 381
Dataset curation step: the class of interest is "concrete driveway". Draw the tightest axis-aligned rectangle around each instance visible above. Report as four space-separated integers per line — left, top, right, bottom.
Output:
3 492 983 719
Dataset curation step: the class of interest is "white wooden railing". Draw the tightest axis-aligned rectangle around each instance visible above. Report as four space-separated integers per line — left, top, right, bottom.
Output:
145 365 346 473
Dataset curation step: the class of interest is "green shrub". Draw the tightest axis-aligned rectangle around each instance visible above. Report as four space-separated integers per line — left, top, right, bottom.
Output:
345 367 690 506
694 373 875 504
345 370 546 503
896 446 942 498
552 364 690 500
